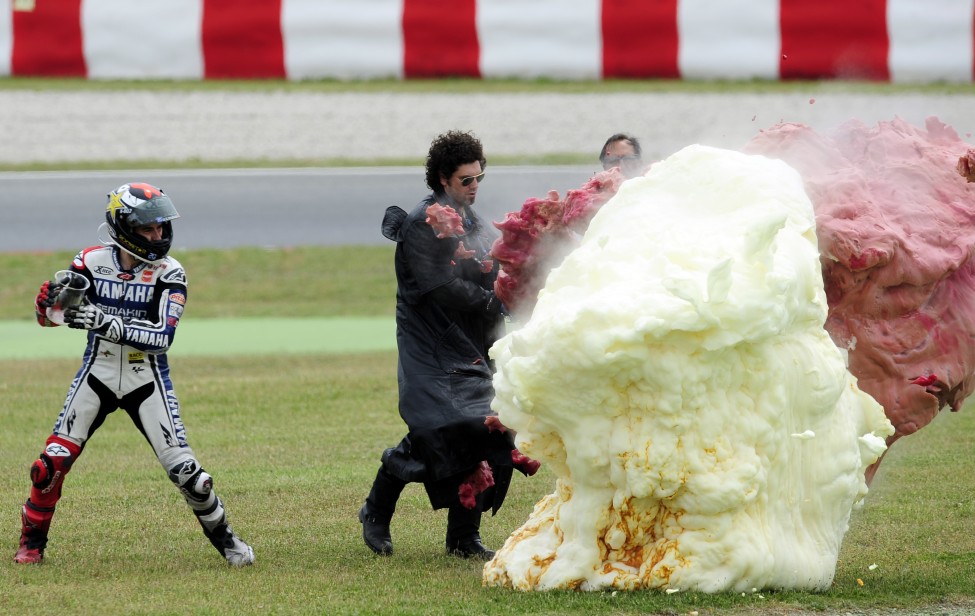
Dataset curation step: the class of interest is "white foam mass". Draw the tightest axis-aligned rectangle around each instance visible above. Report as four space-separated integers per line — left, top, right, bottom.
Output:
483 145 894 593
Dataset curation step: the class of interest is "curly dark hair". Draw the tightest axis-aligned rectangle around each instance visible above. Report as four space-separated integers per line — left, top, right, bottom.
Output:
425 130 486 193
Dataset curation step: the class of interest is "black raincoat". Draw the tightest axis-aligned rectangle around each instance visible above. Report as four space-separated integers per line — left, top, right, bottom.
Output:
380 194 516 512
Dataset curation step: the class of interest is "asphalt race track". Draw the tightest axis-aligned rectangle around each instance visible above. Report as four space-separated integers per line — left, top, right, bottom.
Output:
4 88 975 252
0 166 595 252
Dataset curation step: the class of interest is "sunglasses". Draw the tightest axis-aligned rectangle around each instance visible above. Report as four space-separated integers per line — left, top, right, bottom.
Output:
602 156 640 169
459 172 486 187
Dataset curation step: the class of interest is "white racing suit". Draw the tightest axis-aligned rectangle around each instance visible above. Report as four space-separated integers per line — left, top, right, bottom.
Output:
19 244 251 564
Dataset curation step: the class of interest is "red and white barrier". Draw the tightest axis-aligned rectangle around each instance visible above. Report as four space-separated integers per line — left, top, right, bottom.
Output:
1 0 973 82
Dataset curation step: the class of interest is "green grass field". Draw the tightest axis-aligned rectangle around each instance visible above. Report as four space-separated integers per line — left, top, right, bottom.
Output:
0 246 400 359
2 73 974 614
0 247 973 614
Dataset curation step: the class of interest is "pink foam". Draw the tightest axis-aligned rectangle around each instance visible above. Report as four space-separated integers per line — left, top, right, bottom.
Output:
744 118 975 460
490 170 623 316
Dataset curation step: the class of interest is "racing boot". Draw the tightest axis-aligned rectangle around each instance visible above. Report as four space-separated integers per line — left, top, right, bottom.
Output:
359 467 406 556
15 436 81 564
14 537 44 564
14 502 54 564
167 458 254 567
204 520 255 567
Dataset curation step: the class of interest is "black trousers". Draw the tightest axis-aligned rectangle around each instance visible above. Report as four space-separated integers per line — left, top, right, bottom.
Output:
365 465 484 543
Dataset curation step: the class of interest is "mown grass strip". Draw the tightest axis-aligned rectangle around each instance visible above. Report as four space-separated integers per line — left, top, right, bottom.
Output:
0 246 397 322
0 352 971 615
0 316 395 360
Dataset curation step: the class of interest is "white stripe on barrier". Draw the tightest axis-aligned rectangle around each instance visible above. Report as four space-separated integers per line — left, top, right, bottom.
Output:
888 0 974 83
3 0 975 82
679 0 780 80
283 0 403 80
0 0 11 77
478 0 601 79
83 0 203 80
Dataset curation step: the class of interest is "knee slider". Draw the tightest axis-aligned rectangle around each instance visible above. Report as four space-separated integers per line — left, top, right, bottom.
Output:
29 456 54 489
31 439 78 491
168 458 213 503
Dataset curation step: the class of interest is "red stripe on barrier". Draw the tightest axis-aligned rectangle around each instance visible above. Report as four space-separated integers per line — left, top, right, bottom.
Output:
202 0 285 79
11 0 86 76
602 0 679 78
403 0 480 78
780 0 889 80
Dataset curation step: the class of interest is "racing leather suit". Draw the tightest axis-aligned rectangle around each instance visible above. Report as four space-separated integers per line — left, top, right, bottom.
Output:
18 244 246 562
52 245 189 451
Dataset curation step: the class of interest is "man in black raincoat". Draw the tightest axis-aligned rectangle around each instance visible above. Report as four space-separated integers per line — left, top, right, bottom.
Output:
359 130 515 560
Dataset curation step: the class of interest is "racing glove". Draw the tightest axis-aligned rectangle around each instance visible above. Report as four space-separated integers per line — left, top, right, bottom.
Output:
63 302 123 342
34 280 63 326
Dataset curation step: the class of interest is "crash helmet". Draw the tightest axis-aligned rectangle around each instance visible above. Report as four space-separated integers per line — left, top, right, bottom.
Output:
105 183 180 262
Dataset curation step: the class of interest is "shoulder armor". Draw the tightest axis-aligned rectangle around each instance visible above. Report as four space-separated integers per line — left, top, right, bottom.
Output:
160 267 187 286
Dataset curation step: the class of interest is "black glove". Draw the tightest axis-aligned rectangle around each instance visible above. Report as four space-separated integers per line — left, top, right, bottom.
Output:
63 301 123 342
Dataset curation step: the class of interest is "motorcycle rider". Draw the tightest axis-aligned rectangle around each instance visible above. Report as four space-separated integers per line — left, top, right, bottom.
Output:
14 183 254 567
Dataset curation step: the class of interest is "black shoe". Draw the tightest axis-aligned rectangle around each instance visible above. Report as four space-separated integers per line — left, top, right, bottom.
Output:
446 536 495 561
358 505 393 556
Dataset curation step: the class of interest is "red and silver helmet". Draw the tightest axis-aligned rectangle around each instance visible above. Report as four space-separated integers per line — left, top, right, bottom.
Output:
105 183 180 262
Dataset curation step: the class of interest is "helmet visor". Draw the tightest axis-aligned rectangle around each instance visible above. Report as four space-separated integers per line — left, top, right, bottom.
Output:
126 195 180 227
